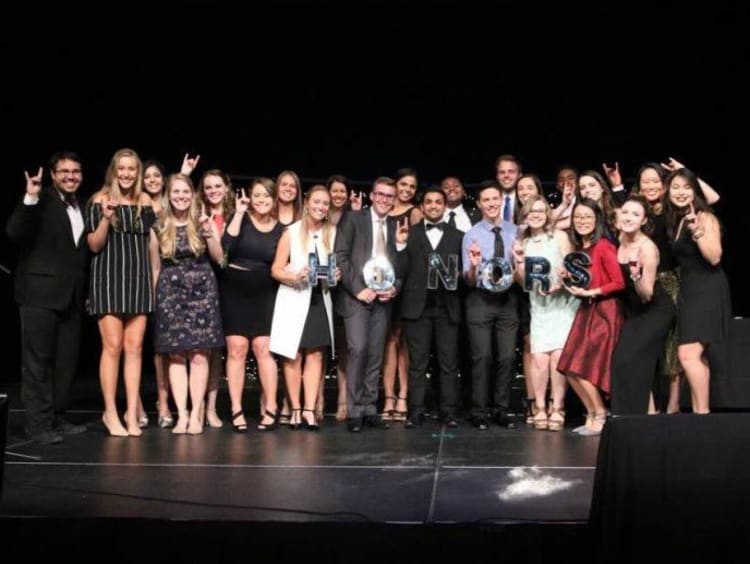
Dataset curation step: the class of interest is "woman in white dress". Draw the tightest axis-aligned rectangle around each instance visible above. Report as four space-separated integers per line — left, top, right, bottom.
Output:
513 195 579 431
270 185 340 430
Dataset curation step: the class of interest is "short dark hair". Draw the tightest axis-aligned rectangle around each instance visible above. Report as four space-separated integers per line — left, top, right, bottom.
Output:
476 179 501 198
49 151 81 171
420 185 446 204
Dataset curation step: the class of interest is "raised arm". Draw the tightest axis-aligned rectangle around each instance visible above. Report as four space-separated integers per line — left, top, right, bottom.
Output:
86 198 118 253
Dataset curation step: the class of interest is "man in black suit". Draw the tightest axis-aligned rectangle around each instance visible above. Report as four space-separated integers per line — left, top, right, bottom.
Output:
6 151 88 444
334 177 408 432
440 176 481 417
401 187 463 428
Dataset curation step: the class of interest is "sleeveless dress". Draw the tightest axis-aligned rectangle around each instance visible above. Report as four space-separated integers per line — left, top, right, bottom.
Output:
154 225 224 353
671 224 731 344
610 263 676 414
523 233 580 353
85 203 155 315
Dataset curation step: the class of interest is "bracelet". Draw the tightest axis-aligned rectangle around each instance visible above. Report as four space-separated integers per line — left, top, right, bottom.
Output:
692 229 705 240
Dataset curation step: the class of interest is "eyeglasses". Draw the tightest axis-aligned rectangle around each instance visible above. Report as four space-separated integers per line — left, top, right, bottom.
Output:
371 192 396 200
54 169 82 176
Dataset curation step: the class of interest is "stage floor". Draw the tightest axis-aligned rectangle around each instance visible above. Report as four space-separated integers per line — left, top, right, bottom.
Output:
1 385 598 525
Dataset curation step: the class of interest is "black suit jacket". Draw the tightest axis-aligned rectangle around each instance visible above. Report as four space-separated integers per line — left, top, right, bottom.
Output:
334 208 406 318
6 187 88 310
400 222 463 323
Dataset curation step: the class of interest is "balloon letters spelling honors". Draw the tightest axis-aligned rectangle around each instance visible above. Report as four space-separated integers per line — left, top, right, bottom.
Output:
479 257 513 293
308 253 337 287
427 253 459 291
562 251 592 288
524 256 551 293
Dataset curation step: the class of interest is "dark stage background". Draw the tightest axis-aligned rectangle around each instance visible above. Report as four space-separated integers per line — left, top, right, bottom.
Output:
2 1 748 381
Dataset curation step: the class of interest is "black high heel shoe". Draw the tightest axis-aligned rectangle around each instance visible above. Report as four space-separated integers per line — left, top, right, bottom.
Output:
231 410 248 433
289 408 302 430
257 409 278 432
301 409 320 431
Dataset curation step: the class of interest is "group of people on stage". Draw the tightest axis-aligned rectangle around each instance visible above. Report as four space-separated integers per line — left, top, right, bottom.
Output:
7 149 732 444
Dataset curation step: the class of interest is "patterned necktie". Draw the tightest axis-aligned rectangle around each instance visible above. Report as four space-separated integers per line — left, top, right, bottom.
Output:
492 226 505 259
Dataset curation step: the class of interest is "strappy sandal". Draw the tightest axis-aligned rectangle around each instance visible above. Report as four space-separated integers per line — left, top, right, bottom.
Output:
257 409 278 432
392 396 408 422
301 409 320 431
524 398 537 424
533 408 549 430
381 396 396 421
231 410 248 433
547 407 565 432
289 408 302 430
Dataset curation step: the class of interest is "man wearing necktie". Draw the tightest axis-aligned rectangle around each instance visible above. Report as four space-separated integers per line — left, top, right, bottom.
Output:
441 176 481 232
461 180 519 430
495 154 522 225
400 187 463 428
334 177 409 432
6 151 89 444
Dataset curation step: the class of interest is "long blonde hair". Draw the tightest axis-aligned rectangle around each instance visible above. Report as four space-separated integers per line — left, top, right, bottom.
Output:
91 148 145 229
519 194 554 240
300 184 334 253
155 174 205 259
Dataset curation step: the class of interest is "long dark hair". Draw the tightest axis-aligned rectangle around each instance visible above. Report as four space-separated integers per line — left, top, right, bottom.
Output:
569 198 605 249
664 168 713 239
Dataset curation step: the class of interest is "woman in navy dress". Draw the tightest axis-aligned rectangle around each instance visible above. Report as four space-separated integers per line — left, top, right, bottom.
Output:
150 174 224 434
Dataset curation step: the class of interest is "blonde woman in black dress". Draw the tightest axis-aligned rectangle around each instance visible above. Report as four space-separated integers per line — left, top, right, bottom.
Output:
86 148 155 437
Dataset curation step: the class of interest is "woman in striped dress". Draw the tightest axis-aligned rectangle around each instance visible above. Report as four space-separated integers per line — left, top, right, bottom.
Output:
86 148 155 437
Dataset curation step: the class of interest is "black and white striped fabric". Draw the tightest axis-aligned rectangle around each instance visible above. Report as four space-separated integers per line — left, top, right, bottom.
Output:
85 203 155 316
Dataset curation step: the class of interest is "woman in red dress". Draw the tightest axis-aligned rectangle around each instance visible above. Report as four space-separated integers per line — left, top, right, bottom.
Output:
558 198 625 436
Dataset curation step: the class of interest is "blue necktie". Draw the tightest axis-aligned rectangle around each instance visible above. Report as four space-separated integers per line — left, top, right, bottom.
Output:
503 196 512 223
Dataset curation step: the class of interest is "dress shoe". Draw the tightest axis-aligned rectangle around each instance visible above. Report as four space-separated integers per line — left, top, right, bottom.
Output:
364 414 390 429
405 413 425 429
442 415 459 429
493 412 516 429
473 416 489 431
347 418 362 433
31 431 64 445
55 418 87 435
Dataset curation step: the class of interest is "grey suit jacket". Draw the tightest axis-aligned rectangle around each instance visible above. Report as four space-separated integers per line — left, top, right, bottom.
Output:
333 209 406 318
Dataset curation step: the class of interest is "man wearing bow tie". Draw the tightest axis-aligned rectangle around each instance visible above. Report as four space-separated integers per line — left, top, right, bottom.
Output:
6 151 88 444
400 187 464 428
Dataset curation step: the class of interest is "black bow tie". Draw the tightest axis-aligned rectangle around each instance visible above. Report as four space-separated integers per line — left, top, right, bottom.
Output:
62 193 78 208
425 222 445 231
